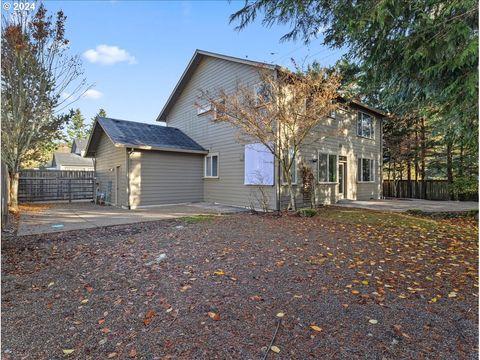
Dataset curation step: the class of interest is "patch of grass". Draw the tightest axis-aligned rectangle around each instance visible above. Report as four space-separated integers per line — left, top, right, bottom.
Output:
297 208 317 217
180 214 218 224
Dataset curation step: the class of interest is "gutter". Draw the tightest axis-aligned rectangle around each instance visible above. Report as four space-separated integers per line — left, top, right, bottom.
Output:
126 148 134 210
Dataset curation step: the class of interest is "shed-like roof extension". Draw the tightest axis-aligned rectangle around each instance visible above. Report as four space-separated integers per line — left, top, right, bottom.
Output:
52 152 94 167
85 117 207 157
155 49 387 122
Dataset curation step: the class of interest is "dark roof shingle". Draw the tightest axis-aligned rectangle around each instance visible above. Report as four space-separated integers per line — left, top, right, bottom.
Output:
96 117 206 153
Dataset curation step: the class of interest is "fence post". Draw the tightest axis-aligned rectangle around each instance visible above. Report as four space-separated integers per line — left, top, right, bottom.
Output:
68 178 72 203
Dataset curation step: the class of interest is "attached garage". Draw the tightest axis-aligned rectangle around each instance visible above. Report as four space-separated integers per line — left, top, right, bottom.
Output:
85 117 207 209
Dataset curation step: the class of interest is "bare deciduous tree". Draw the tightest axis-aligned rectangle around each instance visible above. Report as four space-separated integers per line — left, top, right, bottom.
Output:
198 65 341 210
1 5 88 210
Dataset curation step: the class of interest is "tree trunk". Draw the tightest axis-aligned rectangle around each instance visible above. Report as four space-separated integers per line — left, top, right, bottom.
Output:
446 141 454 200
287 180 296 211
9 172 19 211
420 118 427 199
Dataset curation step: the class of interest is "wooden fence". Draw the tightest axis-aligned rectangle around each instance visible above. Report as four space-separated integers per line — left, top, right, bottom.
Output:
383 180 452 200
19 170 94 203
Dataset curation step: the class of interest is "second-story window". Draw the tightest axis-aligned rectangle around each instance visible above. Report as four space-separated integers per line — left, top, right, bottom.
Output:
254 82 272 106
357 111 375 139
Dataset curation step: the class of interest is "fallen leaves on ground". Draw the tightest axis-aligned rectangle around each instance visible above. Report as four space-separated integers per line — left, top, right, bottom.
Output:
1 208 477 359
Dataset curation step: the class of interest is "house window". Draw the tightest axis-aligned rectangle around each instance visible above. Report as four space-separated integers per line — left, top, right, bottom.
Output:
197 102 212 115
318 153 337 183
254 82 272 105
281 150 297 185
357 158 375 182
357 112 375 139
244 143 274 185
329 110 336 119
205 153 219 178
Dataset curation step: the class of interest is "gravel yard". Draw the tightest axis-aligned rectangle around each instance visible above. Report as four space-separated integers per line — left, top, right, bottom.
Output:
2 208 478 359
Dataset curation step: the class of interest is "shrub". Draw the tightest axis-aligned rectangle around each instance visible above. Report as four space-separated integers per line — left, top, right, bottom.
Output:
450 177 479 201
297 208 317 217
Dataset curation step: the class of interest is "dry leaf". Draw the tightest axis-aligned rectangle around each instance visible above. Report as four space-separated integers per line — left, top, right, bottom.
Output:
276 312 285 318
270 345 281 353
143 310 156 326
48 282 55 288
80 299 88 304
310 325 322 332
448 291 457 298
351 290 360 295
107 352 117 358
85 285 94 293
213 270 225 276
98 318 105 325
63 349 75 355
369 319 378 324
250 295 263 301
101 327 111 334
208 311 220 321
129 348 137 358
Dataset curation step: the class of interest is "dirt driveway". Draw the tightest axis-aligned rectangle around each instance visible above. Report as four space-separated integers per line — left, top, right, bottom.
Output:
17 202 244 236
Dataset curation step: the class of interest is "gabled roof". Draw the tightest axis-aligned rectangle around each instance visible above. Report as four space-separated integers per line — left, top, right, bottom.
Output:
84 117 207 157
155 49 386 122
71 138 88 154
156 49 278 122
52 152 94 167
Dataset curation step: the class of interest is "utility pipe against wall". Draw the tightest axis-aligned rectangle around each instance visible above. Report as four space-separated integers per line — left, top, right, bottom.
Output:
126 148 134 210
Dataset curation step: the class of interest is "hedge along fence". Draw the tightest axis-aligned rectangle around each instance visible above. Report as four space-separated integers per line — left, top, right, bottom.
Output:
383 180 451 200
18 170 94 203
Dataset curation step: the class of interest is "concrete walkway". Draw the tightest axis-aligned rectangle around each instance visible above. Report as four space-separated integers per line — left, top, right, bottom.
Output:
336 199 478 213
17 202 245 236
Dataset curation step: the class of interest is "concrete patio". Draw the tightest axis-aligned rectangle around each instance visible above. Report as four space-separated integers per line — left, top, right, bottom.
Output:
17 202 245 236
336 199 478 213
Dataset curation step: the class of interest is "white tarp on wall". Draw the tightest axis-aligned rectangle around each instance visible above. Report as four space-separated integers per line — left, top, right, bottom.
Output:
244 143 274 185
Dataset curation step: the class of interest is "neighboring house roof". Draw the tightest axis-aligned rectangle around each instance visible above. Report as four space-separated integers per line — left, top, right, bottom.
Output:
71 139 88 154
52 152 94 168
85 117 207 157
156 49 386 122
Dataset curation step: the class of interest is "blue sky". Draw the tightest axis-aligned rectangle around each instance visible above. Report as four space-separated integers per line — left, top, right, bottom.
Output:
15 1 345 125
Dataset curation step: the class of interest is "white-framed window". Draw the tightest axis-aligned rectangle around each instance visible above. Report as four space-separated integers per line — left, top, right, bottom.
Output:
318 153 337 183
329 110 336 119
197 102 213 116
357 158 375 182
281 149 297 185
205 153 219 178
244 143 274 185
357 111 375 139
254 82 272 106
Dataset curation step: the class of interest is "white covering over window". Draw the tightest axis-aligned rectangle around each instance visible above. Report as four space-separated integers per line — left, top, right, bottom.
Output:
244 143 274 185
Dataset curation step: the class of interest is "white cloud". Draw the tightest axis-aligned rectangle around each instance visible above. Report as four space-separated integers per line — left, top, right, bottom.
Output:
60 92 71 100
83 89 104 99
83 45 136 65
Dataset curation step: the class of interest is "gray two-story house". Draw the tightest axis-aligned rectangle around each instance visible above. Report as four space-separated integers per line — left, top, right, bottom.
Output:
85 49 385 210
